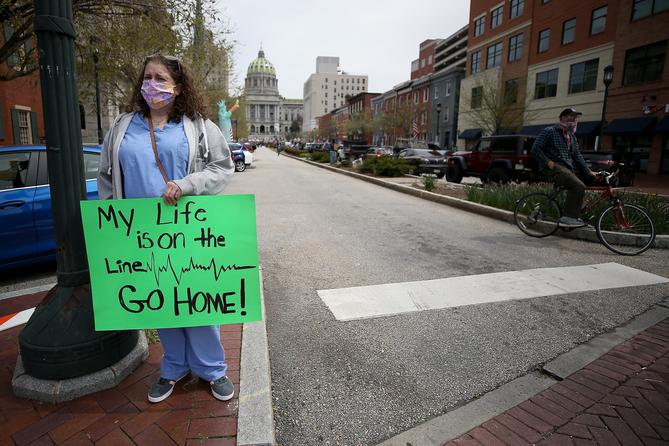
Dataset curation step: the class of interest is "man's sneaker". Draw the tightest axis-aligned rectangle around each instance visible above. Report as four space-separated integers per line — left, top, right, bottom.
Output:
148 373 188 403
558 216 586 228
210 376 234 401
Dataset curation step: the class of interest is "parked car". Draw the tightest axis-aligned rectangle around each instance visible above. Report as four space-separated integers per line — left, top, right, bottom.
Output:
581 151 635 187
446 135 539 183
305 143 324 153
397 148 449 177
0 145 100 270
229 143 253 172
361 146 394 161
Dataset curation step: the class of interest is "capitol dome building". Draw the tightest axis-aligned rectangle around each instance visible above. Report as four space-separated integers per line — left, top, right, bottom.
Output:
244 47 303 141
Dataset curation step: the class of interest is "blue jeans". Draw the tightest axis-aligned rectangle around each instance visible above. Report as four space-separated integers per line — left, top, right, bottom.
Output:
158 325 228 382
329 151 337 164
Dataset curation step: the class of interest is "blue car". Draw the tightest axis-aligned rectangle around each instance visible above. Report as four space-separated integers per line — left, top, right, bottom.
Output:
0 145 101 270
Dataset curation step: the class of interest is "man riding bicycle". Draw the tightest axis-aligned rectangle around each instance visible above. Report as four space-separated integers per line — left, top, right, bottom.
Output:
532 108 598 228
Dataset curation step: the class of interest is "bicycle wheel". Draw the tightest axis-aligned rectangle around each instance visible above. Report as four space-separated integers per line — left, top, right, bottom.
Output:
596 203 656 255
514 193 561 238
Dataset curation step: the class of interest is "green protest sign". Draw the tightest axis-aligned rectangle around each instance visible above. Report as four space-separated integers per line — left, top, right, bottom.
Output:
80 195 261 330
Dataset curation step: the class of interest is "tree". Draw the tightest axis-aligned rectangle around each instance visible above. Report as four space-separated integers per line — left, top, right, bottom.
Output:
289 115 302 138
343 109 374 144
460 71 534 135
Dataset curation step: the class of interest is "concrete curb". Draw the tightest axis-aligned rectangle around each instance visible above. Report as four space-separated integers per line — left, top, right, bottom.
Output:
375 297 669 446
237 266 275 446
285 154 668 249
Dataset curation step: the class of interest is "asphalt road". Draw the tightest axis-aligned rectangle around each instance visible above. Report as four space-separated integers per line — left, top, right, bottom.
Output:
2 147 667 445
225 148 669 445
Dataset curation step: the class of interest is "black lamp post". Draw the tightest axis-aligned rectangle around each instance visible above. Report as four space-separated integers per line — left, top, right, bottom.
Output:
436 103 442 146
20 0 138 381
597 64 614 152
90 36 103 144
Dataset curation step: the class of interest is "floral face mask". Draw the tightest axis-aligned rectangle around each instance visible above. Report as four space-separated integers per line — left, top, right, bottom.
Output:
141 79 177 110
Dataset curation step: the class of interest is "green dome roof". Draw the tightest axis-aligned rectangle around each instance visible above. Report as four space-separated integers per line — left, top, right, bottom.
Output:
247 49 276 76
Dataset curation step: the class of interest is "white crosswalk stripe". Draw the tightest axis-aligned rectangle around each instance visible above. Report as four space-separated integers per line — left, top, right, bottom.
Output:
318 263 669 321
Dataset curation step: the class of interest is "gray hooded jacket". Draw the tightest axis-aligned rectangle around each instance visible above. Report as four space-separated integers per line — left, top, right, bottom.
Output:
97 112 235 199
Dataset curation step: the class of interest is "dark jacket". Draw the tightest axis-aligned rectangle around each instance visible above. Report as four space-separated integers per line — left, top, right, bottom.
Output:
532 124 590 177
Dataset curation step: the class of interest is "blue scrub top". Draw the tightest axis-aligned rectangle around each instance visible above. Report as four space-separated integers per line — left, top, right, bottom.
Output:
118 113 189 199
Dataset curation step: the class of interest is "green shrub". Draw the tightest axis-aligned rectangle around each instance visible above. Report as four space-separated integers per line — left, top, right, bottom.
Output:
340 159 352 168
360 156 412 177
284 147 301 156
465 182 669 235
310 151 330 163
421 174 437 191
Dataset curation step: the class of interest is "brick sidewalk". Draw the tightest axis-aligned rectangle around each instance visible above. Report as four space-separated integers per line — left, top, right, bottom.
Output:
446 319 669 446
0 292 241 446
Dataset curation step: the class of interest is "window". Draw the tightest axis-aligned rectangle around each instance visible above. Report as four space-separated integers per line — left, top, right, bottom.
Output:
538 29 550 53
413 91 419 104
423 88 429 101
421 59 426 68
590 6 607 35
510 0 524 18
0 152 30 190
471 86 483 109
623 40 667 85
490 6 504 29
508 33 523 62
444 106 449 122
569 59 599 93
15 110 33 144
434 86 439 99
471 51 481 73
474 15 485 36
632 0 669 20
446 80 452 96
491 6 503 28
421 111 427 125
535 68 559 98
562 18 576 45
487 42 503 68
428 55 433 64
504 79 519 104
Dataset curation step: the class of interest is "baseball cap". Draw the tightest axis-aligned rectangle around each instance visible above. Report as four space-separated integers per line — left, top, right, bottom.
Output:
559 107 583 118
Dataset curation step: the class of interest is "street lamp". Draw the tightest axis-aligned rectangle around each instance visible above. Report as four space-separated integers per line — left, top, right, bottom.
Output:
597 64 614 152
90 36 103 144
436 103 442 146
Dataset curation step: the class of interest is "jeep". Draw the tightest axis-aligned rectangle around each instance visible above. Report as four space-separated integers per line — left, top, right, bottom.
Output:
445 134 540 183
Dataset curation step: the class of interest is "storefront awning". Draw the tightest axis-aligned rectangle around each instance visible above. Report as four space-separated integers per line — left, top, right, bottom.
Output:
575 121 601 137
519 124 550 136
603 117 657 136
652 117 669 134
459 128 481 140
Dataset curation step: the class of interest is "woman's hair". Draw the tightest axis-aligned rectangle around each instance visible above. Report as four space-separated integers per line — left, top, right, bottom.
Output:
127 54 208 121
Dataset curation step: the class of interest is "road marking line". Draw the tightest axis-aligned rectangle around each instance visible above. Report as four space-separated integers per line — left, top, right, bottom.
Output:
318 263 668 321
0 308 35 331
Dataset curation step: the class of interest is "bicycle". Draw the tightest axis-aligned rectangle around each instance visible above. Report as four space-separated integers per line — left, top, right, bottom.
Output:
514 165 656 256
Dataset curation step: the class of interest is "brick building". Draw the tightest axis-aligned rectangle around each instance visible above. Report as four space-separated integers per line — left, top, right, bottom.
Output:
0 71 44 146
411 40 440 80
458 0 668 179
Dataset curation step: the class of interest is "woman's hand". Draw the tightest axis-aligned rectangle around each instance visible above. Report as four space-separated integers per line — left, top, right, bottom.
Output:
162 181 182 205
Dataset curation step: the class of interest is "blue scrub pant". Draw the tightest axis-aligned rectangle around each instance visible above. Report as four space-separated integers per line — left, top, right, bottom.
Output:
158 325 228 382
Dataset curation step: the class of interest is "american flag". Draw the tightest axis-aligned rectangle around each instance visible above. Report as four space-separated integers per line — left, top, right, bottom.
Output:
412 119 419 139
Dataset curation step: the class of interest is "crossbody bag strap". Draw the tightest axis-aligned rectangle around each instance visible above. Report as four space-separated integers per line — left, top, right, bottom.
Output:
147 116 170 183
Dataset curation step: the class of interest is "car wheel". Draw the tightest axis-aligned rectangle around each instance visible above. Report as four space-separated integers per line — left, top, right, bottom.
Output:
234 159 246 172
445 164 463 183
487 167 510 183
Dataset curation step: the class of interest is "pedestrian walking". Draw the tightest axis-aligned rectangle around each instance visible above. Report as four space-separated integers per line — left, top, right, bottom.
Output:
532 108 597 227
277 141 283 156
328 140 337 165
97 53 236 404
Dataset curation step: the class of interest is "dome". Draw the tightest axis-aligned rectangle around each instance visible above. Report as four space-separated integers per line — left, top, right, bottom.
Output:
247 49 276 76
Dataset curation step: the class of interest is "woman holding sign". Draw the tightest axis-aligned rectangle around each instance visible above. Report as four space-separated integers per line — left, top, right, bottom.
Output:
98 54 236 403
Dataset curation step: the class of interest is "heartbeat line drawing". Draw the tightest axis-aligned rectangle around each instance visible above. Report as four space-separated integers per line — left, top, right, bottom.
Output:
146 252 256 286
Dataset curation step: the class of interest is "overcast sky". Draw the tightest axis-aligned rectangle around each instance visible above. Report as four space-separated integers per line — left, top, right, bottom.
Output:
216 0 470 99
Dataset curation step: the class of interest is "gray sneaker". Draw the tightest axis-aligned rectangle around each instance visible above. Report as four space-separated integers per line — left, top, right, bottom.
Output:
148 373 188 403
210 376 234 401
558 216 586 228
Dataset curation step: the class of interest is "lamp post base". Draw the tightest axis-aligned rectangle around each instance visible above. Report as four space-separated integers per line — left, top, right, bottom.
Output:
12 331 148 404
18 284 141 380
